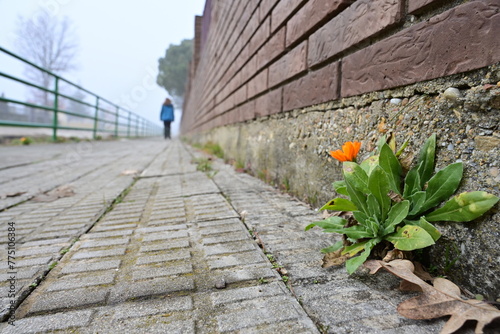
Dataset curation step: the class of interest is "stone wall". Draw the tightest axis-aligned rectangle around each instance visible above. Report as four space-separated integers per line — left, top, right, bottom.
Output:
182 1 500 299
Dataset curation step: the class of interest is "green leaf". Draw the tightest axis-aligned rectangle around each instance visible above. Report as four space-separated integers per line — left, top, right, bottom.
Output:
403 167 421 199
345 238 381 274
395 138 410 157
304 216 346 231
408 217 441 241
320 198 357 212
382 200 410 235
379 143 403 194
425 191 500 222
342 225 374 240
376 135 387 154
346 181 368 215
360 155 379 176
408 191 426 216
343 162 369 193
418 162 463 214
385 225 435 251
342 240 369 256
353 211 369 225
366 194 382 221
321 240 344 253
368 166 391 221
333 180 348 196
417 134 436 189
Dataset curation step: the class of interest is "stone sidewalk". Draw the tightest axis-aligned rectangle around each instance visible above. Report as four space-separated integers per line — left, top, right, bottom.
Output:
0 138 491 333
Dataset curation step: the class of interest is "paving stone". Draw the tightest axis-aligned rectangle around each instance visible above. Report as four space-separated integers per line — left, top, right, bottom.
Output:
208 251 267 270
15 245 64 257
199 223 245 235
0 309 93 333
29 288 108 314
46 271 117 291
203 241 256 256
20 238 72 248
211 282 285 306
112 296 193 319
72 247 127 260
80 237 130 249
139 239 190 252
61 259 122 274
216 295 314 332
9 256 53 268
136 224 188 233
142 230 189 241
82 229 134 239
135 250 191 265
132 264 193 280
202 232 250 245
109 277 195 303
92 223 138 232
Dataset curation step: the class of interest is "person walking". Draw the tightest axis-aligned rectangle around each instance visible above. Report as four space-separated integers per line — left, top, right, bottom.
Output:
160 98 174 139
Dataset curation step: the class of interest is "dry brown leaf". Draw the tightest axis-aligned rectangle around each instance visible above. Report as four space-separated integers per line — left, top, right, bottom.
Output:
364 259 500 334
33 185 75 202
322 249 350 268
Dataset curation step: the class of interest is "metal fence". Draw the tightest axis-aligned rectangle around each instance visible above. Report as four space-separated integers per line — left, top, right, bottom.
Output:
0 46 162 140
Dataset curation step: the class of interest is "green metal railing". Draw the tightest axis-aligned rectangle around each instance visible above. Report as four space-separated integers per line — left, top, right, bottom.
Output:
0 46 162 140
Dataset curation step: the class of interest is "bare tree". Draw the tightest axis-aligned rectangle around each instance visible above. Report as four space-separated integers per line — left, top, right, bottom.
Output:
15 9 78 107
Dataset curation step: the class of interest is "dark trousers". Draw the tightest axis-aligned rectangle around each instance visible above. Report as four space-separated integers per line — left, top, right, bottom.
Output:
163 121 171 139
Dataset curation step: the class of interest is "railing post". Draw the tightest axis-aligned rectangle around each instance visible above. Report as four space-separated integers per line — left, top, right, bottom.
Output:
52 77 59 141
127 111 131 138
93 96 100 139
135 115 139 137
114 106 119 137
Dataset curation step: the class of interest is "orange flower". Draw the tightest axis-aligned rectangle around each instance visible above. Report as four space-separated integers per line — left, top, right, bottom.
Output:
329 141 361 162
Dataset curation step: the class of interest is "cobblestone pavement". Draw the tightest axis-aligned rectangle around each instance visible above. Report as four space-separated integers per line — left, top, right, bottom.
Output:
0 139 492 333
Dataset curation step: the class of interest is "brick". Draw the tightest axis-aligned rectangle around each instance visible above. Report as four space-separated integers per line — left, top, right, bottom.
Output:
15 256 52 268
240 55 258 85
286 0 354 47
200 223 244 236
271 0 305 32
113 296 193 320
1 310 92 334
233 84 247 106
269 41 307 88
61 259 121 274
72 247 126 260
255 88 282 117
308 0 403 67
409 0 447 14
29 288 108 314
257 27 285 69
247 69 268 98
283 61 340 111
342 1 500 97
132 263 193 280
135 250 191 265
249 16 270 53
260 0 278 21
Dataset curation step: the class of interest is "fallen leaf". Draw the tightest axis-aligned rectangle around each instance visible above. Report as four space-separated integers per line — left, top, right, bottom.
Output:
322 249 350 268
0 191 27 199
121 169 139 175
33 185 75 202
365 259 500 334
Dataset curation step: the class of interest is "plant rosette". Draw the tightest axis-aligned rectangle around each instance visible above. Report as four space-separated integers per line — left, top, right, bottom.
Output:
306 135 499 274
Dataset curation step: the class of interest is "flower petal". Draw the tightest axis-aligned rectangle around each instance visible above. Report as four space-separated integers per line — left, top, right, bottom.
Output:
330 150 349 162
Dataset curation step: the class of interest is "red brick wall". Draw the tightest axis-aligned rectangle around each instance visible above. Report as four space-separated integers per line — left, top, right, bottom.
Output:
181 0 500 134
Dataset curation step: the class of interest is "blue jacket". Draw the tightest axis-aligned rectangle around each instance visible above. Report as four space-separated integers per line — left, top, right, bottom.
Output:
160 104 174 121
